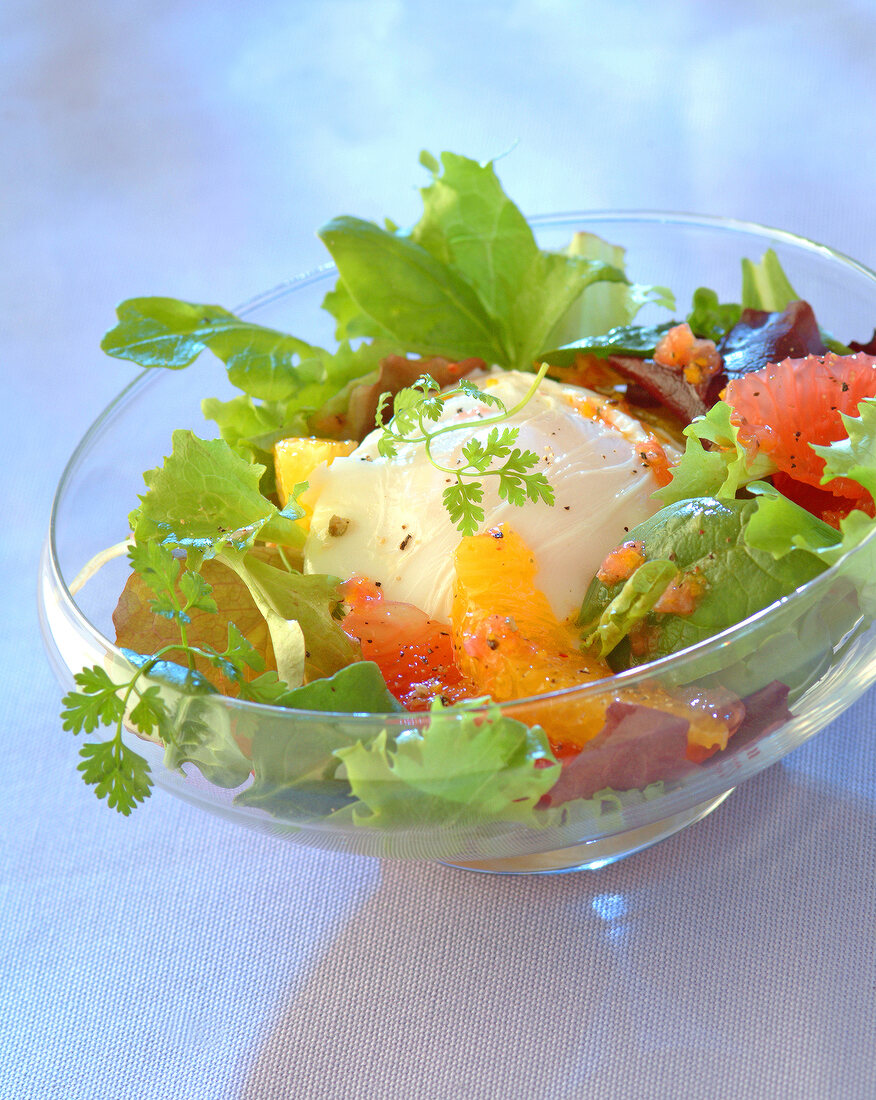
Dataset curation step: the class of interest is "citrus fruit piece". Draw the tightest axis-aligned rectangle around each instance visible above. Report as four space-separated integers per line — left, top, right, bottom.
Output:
450 525 617 752
273 437 357 526
340 576 475 711
450 524 738 759
726 352 876 500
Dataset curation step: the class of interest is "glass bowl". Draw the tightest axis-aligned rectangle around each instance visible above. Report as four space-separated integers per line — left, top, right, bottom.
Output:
39 212 876 873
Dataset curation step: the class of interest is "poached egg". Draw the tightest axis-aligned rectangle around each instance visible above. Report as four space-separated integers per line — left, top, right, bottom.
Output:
303 370 676 622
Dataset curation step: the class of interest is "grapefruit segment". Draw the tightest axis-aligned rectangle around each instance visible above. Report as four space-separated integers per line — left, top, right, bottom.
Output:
726 352 876 502
340 577 475 711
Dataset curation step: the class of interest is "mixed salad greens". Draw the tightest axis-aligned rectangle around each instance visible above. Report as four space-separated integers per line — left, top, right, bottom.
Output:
61 151 876 828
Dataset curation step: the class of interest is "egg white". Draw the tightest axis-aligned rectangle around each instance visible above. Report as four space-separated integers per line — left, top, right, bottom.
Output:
303 369 676 622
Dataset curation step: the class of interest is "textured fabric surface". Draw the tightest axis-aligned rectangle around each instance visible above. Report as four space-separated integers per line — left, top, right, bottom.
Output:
4 3 876 1097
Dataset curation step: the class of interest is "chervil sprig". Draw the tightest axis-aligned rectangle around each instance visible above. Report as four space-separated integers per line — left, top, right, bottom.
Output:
60 541 296 814
377 364 555 535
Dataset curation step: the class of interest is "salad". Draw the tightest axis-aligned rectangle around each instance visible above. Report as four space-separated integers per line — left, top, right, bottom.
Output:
61 151 876 831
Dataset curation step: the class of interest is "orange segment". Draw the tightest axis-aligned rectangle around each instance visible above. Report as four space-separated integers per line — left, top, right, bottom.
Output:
450 525 613 749
273 437 356 527
450 524 735 759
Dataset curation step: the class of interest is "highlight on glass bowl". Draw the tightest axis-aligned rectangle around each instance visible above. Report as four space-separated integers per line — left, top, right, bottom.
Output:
39 151 876 873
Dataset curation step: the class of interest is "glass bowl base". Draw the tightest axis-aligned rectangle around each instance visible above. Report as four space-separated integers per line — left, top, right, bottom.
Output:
441 789 734 874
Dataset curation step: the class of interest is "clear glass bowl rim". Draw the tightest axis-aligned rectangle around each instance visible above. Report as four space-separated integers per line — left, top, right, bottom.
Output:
48 208 876 731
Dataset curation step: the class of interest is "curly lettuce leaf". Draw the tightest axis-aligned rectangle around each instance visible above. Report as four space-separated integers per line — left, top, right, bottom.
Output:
747 401 876 611
813 399 876 499
744 401 876 564
133 430 304 557
335 699 558 828
744 481 843 560
131 431 323 685
655 400 777 505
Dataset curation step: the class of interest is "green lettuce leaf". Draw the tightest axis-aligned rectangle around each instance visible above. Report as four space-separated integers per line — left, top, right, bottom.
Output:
741 249 799 311
318 214 506 364
334 699 558 828
579 497 826 666
654 401 777 505
686 286 742 342
234 662 403 819
538 321 676 366
235 554 359 684
320 152 630 373
582 559 678 658
101 298 327 401
413 152 632 370
544 231 674 347
744 481 843 560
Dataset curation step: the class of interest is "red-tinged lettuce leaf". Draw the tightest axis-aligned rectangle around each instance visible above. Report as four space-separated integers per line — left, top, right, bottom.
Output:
722 681 792 750
541 681 793 807
719 301 826 378
850 332 876 355
540 702 695 806
604 354 721 422
114 556 275 695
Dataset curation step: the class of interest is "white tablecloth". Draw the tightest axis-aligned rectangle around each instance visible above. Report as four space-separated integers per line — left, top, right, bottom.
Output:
4 3 875 1096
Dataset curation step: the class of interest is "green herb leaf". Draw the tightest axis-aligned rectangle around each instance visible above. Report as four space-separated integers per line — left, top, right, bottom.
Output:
61 666 126 734
379 366 553 534
128 685 170 738
77 739 153 816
